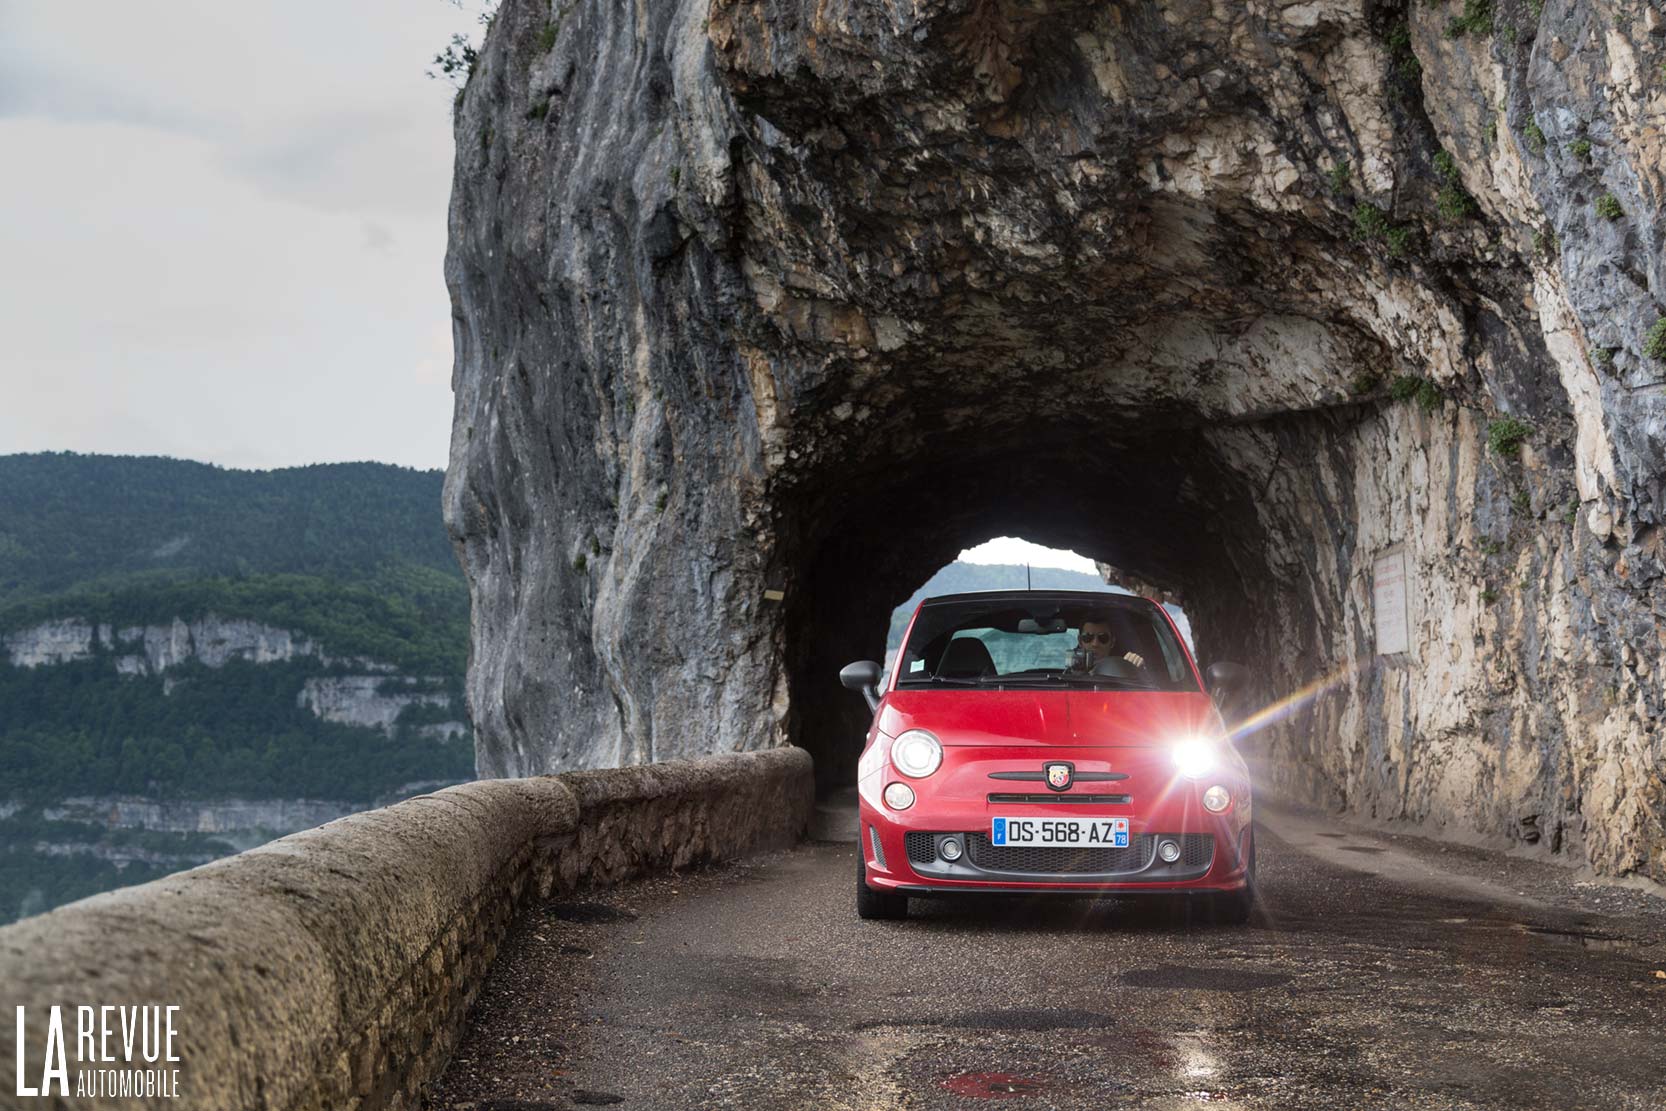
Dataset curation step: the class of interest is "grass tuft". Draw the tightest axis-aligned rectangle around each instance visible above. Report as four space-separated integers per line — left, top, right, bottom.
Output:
1643 319 1666 362
1486 417 1532 456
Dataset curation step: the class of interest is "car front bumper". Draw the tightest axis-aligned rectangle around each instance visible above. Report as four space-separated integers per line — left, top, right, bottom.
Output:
859 757 1253 895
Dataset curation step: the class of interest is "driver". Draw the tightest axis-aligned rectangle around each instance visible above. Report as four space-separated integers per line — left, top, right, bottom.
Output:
1076 615 1145 671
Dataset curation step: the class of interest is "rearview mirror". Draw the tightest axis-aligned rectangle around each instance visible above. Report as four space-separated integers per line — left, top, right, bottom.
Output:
1206 661 1248 696
839 660 883 713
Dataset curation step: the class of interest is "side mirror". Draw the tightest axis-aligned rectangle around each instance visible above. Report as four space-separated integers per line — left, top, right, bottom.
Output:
839 660 883 713
1206 661 1248 697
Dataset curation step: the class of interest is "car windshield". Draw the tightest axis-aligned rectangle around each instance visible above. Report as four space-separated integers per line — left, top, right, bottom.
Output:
896 595 1198 692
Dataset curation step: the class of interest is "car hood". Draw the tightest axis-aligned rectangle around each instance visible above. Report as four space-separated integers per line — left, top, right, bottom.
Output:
877 689 1222 746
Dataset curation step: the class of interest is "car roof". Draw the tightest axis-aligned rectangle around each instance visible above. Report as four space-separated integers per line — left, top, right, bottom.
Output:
917 589 1160 608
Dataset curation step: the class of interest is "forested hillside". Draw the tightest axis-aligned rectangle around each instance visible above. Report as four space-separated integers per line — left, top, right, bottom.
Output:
0 453 474 923
0 453 456 602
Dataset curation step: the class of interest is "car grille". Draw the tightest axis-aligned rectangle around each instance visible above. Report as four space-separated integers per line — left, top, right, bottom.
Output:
904 831 937 864
968 833 1155 875
868 825 886 869
902 832 1214 876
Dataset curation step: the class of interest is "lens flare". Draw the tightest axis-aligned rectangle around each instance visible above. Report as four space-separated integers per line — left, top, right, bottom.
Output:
1226 659 1366 745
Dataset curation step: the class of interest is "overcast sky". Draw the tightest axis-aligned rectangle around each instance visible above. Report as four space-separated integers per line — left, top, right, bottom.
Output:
959 538 1097 573
0 0 478 470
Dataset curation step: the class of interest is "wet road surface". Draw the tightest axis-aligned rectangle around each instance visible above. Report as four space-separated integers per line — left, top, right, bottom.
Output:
429 806 1666 1110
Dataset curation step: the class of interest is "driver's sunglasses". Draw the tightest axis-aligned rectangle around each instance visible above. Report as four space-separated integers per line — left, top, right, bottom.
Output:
1079 632 1112 645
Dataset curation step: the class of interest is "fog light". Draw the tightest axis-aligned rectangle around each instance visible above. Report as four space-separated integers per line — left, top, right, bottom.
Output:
940 837 963 862
1158 839 1182 863
883 782 915 810
1203 785 1231 813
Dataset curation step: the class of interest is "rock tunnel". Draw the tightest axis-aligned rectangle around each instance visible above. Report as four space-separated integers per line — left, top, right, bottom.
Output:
443 0 1666 882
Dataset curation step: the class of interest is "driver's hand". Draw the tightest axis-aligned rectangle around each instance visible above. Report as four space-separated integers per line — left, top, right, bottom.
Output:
1123 651 1145 668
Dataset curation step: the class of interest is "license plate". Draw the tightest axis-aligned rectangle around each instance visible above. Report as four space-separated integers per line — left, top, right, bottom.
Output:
991 817 1129 848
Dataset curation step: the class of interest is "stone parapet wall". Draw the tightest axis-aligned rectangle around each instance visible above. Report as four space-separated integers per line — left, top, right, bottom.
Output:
0 746 814 1110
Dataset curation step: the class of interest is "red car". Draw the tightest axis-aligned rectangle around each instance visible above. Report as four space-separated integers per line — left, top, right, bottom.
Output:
841 590 1256 922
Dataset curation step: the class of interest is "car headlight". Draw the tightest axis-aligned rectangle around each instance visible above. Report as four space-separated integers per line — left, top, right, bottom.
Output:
891 729 943 778
1203 784 1231 812
1171 738 1215 779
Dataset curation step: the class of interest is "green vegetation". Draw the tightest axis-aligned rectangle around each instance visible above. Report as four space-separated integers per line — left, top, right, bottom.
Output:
1590 346 1615 370
1354 203 1392 240
0 569 466 675
1388 375 1443 412
573 553 588 573
1512 489 1531 513
1432 149 1477 220
1388 375 1422 401
1526 0 1543 17
526 99 549 121
1384 19 1421 80
1595 193 1624 219
0 454 477 922
1644 319 1666 362
1445 0 1494 37
1478 537 1504 556
1350 370 1381 396
1327 162 1352 194
430 33 479 88
0 454 457 606
1486 417 1532 456
1568 138 1592 162
1 850 178 927
655 491 669 512
0 658 472 802
537 21 558 51
1354 203 1416 256
1523 121 1546 154
1480 586 1500 604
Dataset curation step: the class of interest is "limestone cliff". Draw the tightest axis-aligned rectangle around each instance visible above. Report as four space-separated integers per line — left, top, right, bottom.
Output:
445 0 1666 880
2 616 466 738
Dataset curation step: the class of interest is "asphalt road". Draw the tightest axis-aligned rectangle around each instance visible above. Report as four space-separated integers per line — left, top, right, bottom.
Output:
428 806 1666 1110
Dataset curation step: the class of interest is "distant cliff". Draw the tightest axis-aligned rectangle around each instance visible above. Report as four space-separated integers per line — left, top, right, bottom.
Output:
0 453 474 922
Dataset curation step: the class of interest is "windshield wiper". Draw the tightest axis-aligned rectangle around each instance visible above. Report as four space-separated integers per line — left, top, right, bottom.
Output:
991 672 1151 688
897 675 989 687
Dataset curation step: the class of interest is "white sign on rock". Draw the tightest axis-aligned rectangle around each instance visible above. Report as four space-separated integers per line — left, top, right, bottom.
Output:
1373 549 1409 656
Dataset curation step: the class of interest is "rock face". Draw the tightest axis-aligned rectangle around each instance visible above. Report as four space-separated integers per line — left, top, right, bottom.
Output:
3 615 467 737
445 0 1666 880
297 675 454 733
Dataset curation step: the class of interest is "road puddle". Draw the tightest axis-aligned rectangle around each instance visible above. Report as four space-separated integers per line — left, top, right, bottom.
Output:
1513 923 1635 950
1437 917 1636 951
940 1072 1049 1099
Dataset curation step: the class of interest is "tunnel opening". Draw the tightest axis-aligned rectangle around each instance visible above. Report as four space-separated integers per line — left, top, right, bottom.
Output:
778 414 1303 795
876 537 1169 670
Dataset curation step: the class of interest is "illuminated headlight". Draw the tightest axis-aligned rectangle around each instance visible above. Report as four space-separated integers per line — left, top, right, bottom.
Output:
1203 785 1231 812
1171 738 1215 779
891 729 943 778
882 782 916 810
